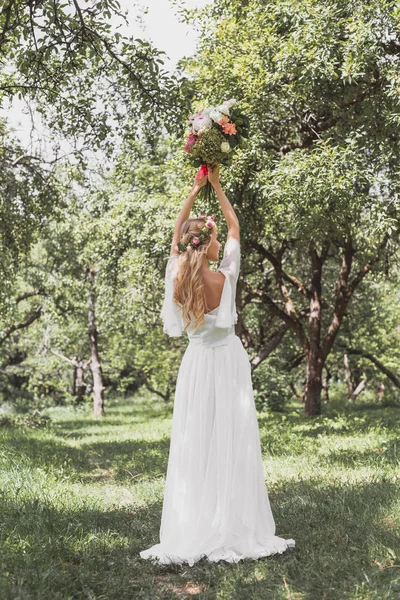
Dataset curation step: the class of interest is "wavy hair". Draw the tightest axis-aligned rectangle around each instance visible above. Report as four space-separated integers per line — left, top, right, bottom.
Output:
173 218 214 331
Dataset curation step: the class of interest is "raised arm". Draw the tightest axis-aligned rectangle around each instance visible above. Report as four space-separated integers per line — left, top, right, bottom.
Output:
169 170 208 256
207 165 240 242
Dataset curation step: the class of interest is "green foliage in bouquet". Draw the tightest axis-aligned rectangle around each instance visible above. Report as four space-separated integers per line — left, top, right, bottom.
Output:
190 127 228 167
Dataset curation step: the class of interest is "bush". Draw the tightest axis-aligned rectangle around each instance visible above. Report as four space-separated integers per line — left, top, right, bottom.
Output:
0 410 52 429
252 364 293 412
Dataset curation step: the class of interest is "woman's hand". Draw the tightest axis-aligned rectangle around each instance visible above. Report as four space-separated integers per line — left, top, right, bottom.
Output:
192 166 208 192
207 164 220 188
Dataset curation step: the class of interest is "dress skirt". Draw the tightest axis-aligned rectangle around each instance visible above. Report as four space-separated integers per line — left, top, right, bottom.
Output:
139 330 295 566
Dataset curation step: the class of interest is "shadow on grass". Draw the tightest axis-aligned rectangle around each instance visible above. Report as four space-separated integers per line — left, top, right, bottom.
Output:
3 403 399 487
2 433 171 484
256 407 400 458
0 496 166 600
1 479 399 599
324 440 399 468
258 430 400 468
1 398 399 597
51 419 131 436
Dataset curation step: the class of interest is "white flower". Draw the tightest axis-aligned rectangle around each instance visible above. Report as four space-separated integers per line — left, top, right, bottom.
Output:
217 104 230 116
192 113 212 134
221 141 231 153
225 98 236 108
209 109 223 123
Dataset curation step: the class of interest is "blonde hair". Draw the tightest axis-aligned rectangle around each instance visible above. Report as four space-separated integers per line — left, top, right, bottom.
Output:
173 218 215 331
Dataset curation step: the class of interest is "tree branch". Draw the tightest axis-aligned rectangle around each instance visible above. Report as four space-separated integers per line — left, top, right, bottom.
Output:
0 306 42 345
242 281 309 351
348 234 390 295
322 235 389 361
16 288 47 303
43 345 90 370
250 323 289 370
321 241 354 361
144 381 171 402
343 346 400 389
70 0 164 108
277 79 382 155
250 240 311 298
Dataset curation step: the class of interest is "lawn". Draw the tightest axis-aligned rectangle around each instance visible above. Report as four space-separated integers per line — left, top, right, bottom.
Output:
0 393 399 599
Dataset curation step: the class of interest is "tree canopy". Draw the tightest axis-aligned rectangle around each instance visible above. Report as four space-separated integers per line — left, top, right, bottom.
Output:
1 0 400 417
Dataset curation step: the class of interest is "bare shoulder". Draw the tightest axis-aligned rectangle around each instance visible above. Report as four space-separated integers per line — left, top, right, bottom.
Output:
203 269 225 286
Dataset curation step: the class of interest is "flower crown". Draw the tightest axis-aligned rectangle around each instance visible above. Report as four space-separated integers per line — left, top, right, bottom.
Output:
177 213 215 253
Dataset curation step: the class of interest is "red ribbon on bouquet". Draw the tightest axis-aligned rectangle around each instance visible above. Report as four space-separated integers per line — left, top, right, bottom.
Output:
196 164 209 179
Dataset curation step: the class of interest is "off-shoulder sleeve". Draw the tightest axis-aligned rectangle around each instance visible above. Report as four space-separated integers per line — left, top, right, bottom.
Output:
160 253 184 337
214 237 241 329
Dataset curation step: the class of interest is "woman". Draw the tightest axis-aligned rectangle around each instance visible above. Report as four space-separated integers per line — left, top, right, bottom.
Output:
140 166 295 566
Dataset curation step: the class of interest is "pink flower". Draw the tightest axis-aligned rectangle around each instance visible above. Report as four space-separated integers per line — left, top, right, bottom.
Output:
192 236 200 245
184 133 198 153
205 221 213 228
199 212 206 217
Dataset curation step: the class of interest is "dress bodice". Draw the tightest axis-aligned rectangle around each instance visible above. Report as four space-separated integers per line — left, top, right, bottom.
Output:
160 237 241 339
186 304 236 347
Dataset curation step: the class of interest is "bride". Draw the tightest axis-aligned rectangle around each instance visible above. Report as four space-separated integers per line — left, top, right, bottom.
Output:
140 165 295 566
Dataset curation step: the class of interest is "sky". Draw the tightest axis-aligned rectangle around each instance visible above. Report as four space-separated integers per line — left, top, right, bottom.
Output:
127 0 208 70
4 0 209 151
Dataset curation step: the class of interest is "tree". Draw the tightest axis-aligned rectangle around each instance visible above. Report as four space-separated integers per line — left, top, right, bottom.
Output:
0 0 184 152
0 163 184 414
179 0 400 415
336 269 400 403
0 122 62 311
86 263 105 417
0 1 188 313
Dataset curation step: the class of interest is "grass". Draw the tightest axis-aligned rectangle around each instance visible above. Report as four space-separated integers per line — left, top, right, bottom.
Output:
0 392 399 599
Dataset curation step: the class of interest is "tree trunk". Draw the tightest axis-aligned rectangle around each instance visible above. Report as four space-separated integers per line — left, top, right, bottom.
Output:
322 366 331 403
305 350 323 416
344 353 354 399
87 266 105 418
351 377 367 400
73 358 86 403
250 235 389 418
250 323 289 371
289 380 304 403
304 246 324 416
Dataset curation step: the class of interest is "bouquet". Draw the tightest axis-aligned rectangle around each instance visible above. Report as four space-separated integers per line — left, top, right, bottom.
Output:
183 98 249 199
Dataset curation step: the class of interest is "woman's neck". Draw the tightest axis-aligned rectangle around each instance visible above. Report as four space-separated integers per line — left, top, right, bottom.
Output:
202 256 210 269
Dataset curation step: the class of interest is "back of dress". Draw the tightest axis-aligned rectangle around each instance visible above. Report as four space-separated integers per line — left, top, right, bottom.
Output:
160 237 241 341
140 234 296 566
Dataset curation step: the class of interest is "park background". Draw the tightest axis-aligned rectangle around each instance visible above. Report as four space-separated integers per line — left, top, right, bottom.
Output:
1 0 399 598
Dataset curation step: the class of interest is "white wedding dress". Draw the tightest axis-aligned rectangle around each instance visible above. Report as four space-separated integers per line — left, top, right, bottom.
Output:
139 237 295 566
